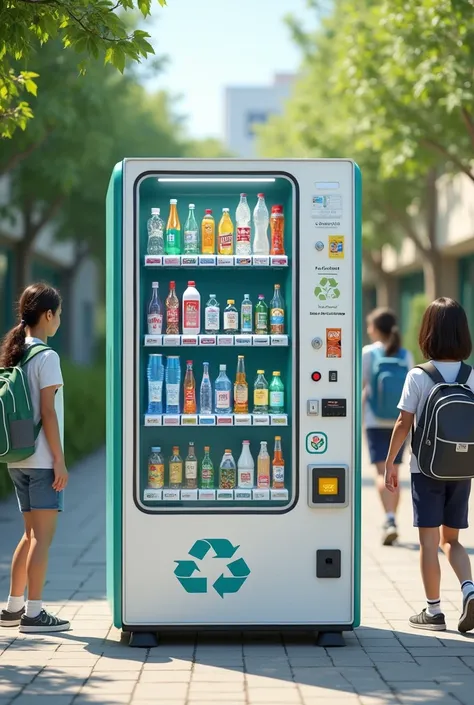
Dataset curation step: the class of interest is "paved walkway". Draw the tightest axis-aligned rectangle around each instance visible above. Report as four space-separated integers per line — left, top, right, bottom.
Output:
1 447 474 705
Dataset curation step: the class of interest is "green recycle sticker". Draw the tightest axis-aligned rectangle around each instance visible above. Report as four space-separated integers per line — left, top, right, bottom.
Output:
314 277 340 301
174 538 251 598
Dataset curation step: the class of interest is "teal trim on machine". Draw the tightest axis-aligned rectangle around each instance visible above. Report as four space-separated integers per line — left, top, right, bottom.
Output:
353 163 362 629
106 162 124 629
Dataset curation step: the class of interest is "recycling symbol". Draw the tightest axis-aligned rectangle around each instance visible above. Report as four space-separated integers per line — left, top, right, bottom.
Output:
314 277 340 301
174 538 251 598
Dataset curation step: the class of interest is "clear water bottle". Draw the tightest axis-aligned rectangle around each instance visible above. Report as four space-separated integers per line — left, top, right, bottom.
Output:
147 354 164 414
147 282 163 335
252 193 270 255
184 204 199 254
214 363 232 415
165 356 181 414
235 193 251 255
147 208 165 255
200 362 213 415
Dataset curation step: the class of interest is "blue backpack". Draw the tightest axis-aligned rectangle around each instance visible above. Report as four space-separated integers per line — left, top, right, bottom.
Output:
368 347 409 420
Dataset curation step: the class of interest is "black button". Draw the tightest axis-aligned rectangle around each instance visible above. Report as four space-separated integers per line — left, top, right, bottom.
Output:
311 371 322 382
329 371 338 382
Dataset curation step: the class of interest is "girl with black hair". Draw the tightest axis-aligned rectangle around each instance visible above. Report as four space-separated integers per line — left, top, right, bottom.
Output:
0 283 70 633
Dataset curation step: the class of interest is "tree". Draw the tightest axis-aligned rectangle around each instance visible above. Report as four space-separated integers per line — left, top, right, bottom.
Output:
0 0 167 138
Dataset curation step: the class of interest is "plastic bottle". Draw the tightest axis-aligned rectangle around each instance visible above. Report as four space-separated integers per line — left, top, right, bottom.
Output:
253 370 269 414
165 199 181 255
235 193 251 255
165 281 180 335
201 209 215 254
234 355 248 414
223 299 238 334
169 446 183 489
184 204 199 254
185 441 198 489
270 284 285 334
257 441 270 488
237 440 254 488
147 282 163 335
255 294 269 334
148 446 165 489
215 364 232 415
200 362 212 415
270 205 285 255
204 294 220 334
252 193 270 255
183 360 197 414
218 208 234 255
272 436 285 489
219 449 237 489
201 446 214 489
269 371 285 414
147 354 164 414
147 208 165 255
165 356 181 414
182 281 201 335
240 294 252 334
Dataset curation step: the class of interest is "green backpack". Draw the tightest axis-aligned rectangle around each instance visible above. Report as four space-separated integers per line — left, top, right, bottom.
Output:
0 343 50 464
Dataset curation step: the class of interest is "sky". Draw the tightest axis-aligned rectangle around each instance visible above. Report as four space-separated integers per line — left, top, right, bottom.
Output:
144 0 315 140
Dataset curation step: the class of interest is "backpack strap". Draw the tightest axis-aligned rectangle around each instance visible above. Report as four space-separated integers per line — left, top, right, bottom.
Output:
20 343 51 367
456 362 472 384
415 362 445 384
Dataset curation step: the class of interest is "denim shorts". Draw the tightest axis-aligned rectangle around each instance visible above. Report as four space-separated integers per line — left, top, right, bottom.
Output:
411 473 471 529
366 427 405 465
8 468 64 512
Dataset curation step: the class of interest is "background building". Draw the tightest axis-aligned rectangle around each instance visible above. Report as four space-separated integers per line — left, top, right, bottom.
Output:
225 74 295 157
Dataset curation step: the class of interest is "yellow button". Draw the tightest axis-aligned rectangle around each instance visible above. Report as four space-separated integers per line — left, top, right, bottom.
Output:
319 477 338 495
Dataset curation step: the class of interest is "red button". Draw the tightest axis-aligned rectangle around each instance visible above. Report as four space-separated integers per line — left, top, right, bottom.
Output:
311 371 322 382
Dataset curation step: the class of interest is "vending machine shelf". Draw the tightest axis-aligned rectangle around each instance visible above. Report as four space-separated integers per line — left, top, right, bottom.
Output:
144 334 289 347
144 414 288 427
143 488 289 502
144 255 288 268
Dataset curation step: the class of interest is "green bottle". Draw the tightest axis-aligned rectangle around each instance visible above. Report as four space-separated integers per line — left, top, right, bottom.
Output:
269 371 285 413
255 294 268 334
165 199 181 255
184 204 199 254
200 446 214 489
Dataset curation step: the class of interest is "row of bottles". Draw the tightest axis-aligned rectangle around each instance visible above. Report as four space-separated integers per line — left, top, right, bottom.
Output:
147 355 285 416
148 438 285 491
148 281 285 336
146 194 285 257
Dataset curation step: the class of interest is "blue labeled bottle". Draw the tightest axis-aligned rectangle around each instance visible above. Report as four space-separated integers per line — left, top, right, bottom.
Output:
165 356 181 414
147 354 164 414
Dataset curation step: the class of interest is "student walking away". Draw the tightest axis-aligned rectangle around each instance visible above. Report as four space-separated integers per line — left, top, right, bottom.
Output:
363 308 413 545
385 297 474 633
0 283 70 633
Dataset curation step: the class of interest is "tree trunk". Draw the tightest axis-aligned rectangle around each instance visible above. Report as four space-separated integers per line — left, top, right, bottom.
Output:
14 239 32 295
422 251 442 303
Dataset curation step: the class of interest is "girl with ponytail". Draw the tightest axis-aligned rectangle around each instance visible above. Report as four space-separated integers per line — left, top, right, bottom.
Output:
0 283 70 633
363 308 413 546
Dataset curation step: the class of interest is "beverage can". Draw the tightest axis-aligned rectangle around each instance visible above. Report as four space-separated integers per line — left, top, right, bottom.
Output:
326 328 342 358
148 463 164 488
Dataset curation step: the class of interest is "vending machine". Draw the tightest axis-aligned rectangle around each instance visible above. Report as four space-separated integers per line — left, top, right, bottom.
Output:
106 158 362 647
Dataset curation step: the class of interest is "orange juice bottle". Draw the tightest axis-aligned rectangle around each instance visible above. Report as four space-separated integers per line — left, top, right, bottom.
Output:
201 209 215 254
218 208 234 255
272 436 284 489
233 355 248 414
257 441 270 488
183 360 196 414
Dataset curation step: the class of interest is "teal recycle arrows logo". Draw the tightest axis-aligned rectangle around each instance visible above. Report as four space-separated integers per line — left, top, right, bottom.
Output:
174 538 251 598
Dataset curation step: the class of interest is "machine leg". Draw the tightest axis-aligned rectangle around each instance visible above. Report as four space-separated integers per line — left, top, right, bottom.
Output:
128 631 160 648
316 631 346 647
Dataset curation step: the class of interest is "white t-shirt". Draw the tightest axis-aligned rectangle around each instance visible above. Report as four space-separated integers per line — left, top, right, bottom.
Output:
398 361 474 473
9 337 64 470
362 341 414 429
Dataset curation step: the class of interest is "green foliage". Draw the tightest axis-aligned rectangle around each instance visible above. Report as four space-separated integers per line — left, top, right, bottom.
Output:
62 360 106 467
405 294 429 364
0 0 168 137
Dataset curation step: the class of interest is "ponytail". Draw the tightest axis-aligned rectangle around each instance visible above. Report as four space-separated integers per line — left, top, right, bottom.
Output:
0 321 28 367
367 307 402 357
0 282 61 367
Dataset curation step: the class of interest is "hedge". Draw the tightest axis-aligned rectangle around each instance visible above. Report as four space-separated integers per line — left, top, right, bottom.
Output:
0 361 106 499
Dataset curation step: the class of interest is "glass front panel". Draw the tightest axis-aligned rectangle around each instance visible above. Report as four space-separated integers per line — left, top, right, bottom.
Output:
134 173 297 512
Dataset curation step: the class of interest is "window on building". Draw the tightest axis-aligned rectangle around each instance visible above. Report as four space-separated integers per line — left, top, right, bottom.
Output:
246 111 270 137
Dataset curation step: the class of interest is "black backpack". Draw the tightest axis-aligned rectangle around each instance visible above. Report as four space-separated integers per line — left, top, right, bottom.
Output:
412 362 474 481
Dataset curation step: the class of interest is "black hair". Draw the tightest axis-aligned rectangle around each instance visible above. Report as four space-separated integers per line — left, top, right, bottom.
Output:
0 282 61 367
367 307 401 357
419 297 472 361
